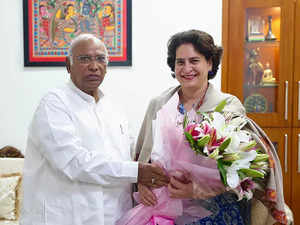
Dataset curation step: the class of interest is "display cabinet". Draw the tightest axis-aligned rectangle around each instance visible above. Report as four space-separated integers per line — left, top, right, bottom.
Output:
222 0 300 223
222 0 294 127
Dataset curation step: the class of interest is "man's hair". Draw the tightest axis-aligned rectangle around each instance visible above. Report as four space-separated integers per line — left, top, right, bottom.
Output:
68 33 108 64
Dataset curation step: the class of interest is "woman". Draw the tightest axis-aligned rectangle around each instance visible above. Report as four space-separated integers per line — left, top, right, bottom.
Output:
134 30 288 225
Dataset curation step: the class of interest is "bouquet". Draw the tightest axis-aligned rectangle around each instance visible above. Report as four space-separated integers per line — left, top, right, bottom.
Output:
183 99 270 200
116 97 270 225
116 97 226 225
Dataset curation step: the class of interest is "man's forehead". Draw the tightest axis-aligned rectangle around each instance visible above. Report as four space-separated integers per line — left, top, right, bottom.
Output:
72 39 107 54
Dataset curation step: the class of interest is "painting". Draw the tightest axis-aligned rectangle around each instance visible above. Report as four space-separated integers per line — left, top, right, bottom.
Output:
23 0 132 66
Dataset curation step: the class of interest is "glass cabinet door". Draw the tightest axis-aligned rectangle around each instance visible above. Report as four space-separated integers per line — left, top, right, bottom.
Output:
243 7 280 114
293 0 300 127
224 0 294 127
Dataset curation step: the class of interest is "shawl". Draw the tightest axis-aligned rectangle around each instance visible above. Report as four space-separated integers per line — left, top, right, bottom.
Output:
135 83 289 225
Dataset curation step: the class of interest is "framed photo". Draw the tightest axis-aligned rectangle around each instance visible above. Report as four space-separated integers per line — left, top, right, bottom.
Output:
23 0 132 66
247 16 265 42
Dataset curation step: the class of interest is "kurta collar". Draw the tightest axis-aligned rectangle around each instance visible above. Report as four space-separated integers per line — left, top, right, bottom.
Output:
68 80 104 103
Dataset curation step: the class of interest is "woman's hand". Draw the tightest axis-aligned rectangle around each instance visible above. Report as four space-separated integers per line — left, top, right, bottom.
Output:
138 183 157 206
168 176 225 200
168 177 194 199
192 182 225 199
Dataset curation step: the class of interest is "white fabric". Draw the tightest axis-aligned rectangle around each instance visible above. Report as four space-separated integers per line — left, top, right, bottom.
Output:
20 81 138 225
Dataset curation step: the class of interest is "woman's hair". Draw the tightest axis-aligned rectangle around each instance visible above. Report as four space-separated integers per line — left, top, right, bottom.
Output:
167 29 223 80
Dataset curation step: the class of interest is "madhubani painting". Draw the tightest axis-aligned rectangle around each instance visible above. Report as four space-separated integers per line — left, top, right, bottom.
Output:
23 0 132 66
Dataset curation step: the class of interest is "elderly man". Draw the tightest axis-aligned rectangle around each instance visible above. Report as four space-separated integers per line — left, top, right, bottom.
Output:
20 34 169 225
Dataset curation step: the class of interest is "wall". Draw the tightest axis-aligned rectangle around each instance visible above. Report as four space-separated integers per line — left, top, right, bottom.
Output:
0 0 222 153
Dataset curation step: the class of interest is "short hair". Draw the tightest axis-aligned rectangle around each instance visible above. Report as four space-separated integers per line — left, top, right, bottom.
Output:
68 33 108 64
167 29 223 80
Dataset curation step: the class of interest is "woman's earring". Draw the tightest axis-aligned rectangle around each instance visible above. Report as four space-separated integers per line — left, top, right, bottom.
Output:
208 71 214 76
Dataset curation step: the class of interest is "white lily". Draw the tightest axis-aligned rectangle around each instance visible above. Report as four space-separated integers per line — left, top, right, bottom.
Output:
207 113 252 153
226 150 257 188
209 112 229 139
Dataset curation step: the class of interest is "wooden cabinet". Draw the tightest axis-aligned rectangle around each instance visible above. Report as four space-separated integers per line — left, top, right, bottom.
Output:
222 0 300 223
263 128 292 206
222 0 294 127
292 129 300 224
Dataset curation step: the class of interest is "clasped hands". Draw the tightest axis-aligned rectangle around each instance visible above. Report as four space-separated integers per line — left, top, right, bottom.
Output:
137 164 224 206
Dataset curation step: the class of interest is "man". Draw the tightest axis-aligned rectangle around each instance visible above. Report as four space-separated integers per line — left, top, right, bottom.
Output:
20 34 169 225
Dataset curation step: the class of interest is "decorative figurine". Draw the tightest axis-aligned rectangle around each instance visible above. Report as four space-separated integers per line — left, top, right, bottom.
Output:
262 62 276 84
265 15 277 41
247 48 264 86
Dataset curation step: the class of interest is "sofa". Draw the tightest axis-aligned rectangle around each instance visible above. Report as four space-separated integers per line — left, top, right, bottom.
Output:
0 158 24 225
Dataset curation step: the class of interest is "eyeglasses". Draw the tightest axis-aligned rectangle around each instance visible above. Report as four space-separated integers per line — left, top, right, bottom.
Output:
74 55 108 64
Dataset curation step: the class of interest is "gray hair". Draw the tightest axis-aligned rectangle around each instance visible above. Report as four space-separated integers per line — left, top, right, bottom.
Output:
68 33 109 64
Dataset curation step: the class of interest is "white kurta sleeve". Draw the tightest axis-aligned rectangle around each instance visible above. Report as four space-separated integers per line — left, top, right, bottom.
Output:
29 93 138 187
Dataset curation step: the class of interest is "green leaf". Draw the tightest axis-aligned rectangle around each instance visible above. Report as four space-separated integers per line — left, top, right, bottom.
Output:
217 159 227 186
237 170 247 180
197 135 210 147
183 113 189 129
184 132 195 148
221 160 233 166
194 146 205 156
214 99 227 112
219 138 231 152
239 168 265 178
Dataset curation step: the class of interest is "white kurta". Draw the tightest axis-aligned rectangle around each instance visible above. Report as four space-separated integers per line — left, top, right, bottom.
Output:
20 81 138 225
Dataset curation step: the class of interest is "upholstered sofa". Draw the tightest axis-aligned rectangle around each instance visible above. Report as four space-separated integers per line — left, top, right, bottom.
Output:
0 158 24 225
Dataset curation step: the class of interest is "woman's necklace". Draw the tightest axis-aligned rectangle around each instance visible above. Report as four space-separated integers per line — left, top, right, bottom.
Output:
178 83 209 115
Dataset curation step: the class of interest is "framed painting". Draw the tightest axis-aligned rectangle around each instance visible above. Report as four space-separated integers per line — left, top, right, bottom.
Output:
23 0 132 66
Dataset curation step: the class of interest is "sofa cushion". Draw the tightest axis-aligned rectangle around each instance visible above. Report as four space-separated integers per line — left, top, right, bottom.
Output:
0 158 24 224
0 173 21 220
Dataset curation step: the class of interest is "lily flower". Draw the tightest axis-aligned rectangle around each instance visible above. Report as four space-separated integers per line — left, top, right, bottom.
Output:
232 177 256 200
184 122 211 141
226 150 257 188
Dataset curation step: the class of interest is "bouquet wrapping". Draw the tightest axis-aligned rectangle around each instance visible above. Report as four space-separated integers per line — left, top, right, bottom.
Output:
116 96 227 225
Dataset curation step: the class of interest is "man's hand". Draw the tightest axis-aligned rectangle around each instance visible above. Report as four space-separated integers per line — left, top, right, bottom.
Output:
137 163 169 188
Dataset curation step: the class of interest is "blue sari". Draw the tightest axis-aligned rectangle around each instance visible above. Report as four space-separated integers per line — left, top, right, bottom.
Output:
179 192 251 225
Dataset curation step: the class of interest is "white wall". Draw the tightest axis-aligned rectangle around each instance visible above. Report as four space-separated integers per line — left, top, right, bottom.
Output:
0 0 222 153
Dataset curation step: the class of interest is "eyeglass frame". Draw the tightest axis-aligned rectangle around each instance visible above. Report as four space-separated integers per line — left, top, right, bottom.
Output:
71 54 109 65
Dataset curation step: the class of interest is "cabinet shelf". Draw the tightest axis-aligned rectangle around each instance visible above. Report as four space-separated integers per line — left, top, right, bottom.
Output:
243 83 278 88
245 40 280 47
